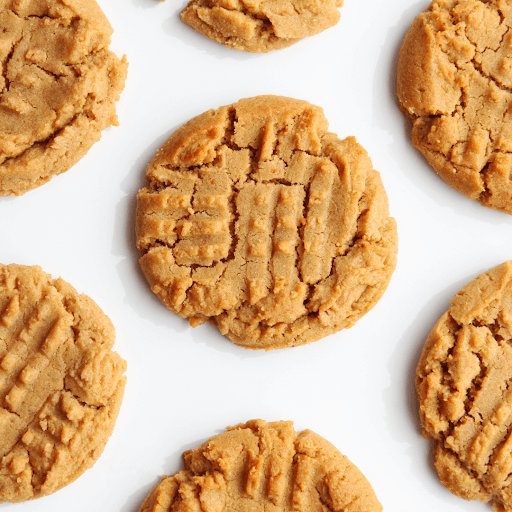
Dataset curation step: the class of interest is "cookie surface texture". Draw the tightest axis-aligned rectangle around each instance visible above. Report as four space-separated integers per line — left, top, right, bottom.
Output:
136 95 398 350
397 0 512 214
181 0 343 53
0 264 126 502
0 0 128 196
416 260 512 510
139 419 382 512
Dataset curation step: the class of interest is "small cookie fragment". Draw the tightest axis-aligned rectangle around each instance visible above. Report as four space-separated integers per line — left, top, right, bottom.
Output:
0 0 128 196
135 95 397 350
139 419 382 512
416 260 512 511
0 263 126 503
181 0 343 53
397 0 512 214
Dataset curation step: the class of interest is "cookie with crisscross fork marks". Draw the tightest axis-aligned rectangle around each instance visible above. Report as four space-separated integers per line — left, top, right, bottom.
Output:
0 264 126 502
397 0 512 214
139 419 382 512
136 96 397 350
180 0 343 53
416 260 512 510
0 0 127 196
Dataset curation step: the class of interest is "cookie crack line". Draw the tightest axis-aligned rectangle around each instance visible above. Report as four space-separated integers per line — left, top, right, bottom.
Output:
483 415 512 483
226 188 239 265
1 406 21 418
23 61 68 82
441 441 486 483
8 8 77 22
64 387 103 411
1 34 24 93
1 113 79 165
469 55 512 96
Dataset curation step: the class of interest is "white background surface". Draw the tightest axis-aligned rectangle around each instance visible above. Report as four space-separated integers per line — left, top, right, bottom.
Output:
1 0 512 510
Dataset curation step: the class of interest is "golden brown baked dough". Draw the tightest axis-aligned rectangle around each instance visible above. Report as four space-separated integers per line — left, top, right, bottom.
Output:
417 260 512 511
181 0 343 53
136 95 397 350
397 0 512 214
139 419 382 512
0 263 126 503
0 0 128 196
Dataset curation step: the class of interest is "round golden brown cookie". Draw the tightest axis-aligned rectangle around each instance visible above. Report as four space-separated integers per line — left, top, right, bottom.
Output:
0 263 126 502
397 0 512 214
0 0 128 196
416 260 512 510
139 419 382 512
135 95 397 350
180 0 343 53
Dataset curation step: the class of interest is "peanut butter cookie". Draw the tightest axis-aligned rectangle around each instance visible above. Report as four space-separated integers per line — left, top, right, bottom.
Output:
0 263 126 502
139 419 382 512
0 0 128 196
397 0 512 214
181 0 343 53
136 95 397 350
416 260 512 510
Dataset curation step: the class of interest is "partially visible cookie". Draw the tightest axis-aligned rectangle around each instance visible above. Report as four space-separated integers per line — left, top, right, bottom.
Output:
0 263 126 502
397 0 512 214
416 260 512 510
181 0 343 53
139 419 382 512
0 0 128 196
136 95 397 350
